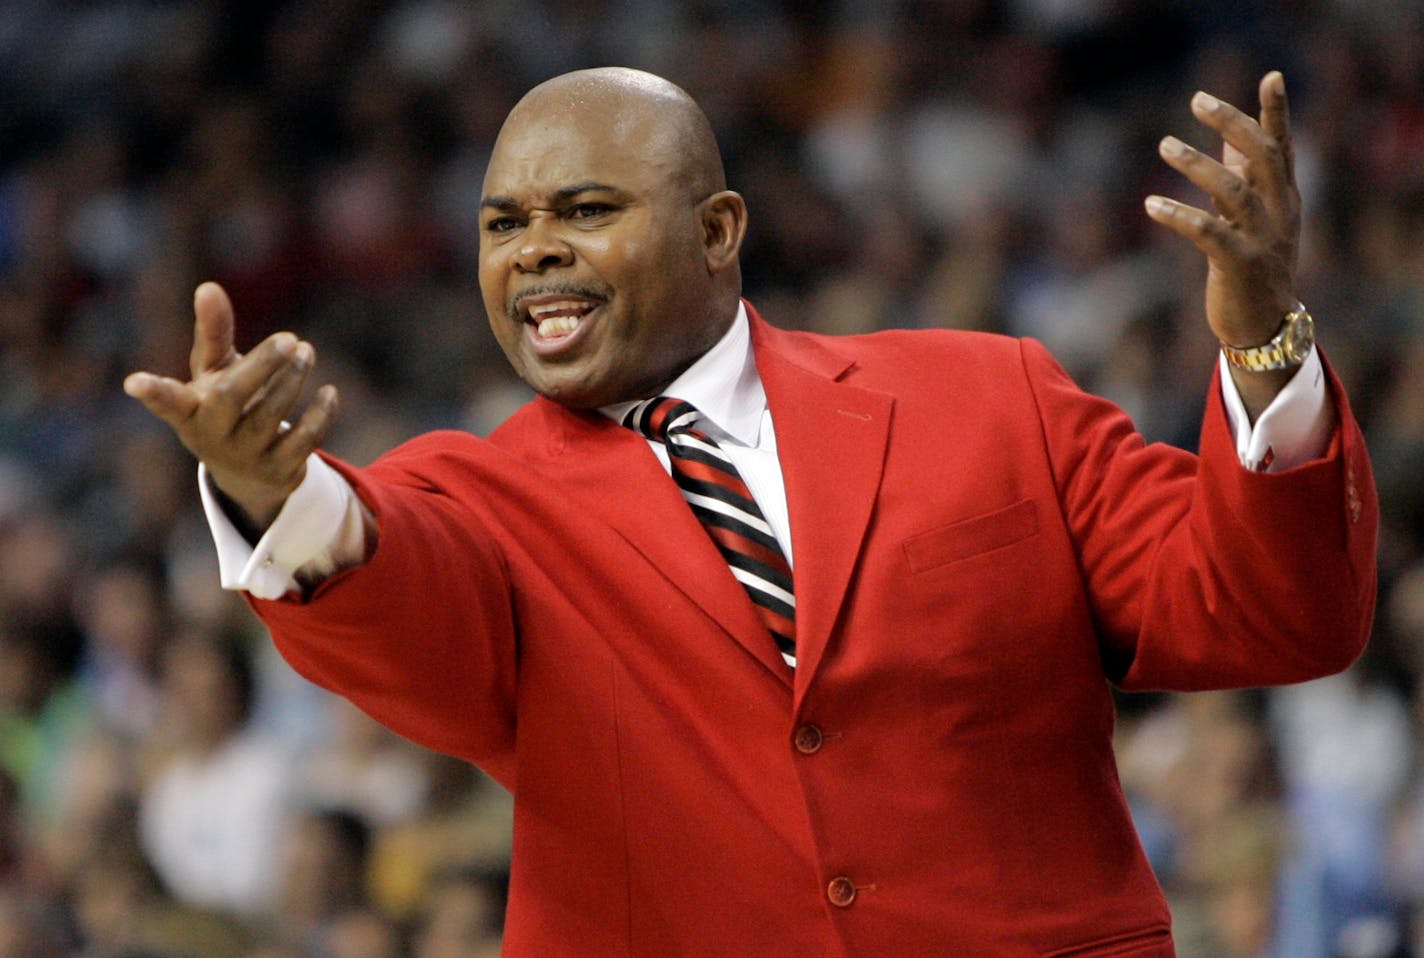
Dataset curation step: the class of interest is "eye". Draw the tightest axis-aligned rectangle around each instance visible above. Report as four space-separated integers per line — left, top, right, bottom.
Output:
484 215 521 234
567 202 614 221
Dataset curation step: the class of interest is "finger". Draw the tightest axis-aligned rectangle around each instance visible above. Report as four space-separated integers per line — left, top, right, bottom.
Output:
273 383 340 459
1144 194 1249 261
1158 135 1261 226
1221 141 1248 186
238 341 315 443
1192 88 1291 201
190 281 240 379
197 331 301 432
123 372 201 424
1258 71 1293 176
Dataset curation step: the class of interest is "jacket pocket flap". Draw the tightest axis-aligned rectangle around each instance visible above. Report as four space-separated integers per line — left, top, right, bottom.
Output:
903 498 1039 573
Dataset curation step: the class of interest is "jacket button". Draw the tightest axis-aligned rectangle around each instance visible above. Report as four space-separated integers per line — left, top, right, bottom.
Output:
793 724 823 754
826 876 857 907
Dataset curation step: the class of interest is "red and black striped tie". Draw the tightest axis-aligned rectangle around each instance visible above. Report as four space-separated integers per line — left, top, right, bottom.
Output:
625 397 796 667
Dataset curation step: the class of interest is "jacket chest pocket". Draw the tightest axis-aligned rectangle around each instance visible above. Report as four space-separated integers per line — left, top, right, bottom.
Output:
902 498 1040 573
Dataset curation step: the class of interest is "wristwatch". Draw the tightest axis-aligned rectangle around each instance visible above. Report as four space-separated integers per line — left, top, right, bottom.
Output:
1219 302 1315 372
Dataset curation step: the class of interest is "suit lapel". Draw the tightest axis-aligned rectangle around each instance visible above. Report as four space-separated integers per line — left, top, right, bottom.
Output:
751 316 893 696
534 400 794 687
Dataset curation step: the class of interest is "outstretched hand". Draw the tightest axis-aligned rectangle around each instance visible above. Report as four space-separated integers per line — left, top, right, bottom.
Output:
1147 71 1303 416
124 282 339 534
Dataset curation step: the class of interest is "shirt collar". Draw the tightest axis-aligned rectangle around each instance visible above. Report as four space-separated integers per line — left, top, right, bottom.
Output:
602 301 765 447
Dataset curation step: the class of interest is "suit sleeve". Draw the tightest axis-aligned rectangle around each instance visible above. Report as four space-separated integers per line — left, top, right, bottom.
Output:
1021 338 1378 692
247 434 520 783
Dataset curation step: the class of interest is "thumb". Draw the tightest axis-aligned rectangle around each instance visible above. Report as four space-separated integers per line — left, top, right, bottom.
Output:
190 281 240 379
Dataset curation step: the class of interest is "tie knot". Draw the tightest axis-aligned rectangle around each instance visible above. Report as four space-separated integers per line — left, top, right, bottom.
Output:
623 397 701 444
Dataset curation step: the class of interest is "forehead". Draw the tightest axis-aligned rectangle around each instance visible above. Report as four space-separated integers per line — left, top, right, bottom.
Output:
483 98 679 202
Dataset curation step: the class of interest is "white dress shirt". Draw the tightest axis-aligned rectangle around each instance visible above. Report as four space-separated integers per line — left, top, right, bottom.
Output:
203 304 1333 600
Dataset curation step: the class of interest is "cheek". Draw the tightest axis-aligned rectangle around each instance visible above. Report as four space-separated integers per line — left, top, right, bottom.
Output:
588 231 684 324
478 254 518 349
478 250 505 311
581 234 626 283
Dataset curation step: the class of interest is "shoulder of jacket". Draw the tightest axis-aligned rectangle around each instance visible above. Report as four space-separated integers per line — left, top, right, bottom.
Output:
808 328 1037 388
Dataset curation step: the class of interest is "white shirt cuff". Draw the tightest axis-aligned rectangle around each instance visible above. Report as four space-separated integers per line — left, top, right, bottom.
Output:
199 455 358 599
1219 345 1336 473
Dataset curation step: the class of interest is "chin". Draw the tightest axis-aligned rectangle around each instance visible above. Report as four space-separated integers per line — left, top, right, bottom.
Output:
527 375 615 411
522 357 673 411
538 390 604 411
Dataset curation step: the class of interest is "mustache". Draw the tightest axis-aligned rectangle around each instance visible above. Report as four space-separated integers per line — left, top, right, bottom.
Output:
508 284 608 321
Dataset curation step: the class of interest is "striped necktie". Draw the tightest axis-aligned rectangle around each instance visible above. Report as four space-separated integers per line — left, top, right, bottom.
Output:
624 397 796 667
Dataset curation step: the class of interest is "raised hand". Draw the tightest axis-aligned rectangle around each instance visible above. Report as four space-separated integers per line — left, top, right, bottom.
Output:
1146 71 1303 416
124 282 339 533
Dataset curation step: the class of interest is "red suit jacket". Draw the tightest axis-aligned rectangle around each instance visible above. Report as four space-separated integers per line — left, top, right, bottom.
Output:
256 305 1377 956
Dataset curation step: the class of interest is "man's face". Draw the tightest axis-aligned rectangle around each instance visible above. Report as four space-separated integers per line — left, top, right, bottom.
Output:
479 103 723 409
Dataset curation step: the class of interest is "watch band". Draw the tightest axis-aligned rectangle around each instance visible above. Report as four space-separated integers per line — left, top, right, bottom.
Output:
1219 303 1315 372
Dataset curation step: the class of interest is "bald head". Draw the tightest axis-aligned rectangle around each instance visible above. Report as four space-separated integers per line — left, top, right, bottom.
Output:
501 67 727 204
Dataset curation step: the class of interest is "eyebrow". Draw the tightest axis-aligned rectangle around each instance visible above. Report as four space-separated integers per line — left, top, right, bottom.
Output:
480 181 624 212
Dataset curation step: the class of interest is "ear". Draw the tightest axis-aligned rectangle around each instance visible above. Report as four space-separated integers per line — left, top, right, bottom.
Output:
698 191 748 274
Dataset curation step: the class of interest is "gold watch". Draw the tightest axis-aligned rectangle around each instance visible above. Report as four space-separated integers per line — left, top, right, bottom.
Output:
1219 303 1315 372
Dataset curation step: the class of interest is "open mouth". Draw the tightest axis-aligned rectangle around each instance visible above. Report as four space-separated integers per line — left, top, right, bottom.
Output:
514 292 606 356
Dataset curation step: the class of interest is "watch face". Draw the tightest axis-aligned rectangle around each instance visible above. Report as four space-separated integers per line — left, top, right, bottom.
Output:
1284 312 1315 362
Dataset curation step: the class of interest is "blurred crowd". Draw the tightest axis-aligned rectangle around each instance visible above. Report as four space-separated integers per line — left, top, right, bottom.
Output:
0 1 1422 955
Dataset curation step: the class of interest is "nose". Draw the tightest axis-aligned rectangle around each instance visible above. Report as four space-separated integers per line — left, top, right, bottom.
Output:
512 212 573 273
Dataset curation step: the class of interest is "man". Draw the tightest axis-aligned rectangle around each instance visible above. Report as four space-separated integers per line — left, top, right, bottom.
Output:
125 68 1376 955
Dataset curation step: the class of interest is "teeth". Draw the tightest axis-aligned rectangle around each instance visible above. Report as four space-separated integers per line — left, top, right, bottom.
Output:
528 300 590 320
526 299 595 339
537 315 580 337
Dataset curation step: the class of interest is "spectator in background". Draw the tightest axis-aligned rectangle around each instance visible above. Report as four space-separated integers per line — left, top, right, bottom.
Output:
297 697 432 828
274 807 373 952
72 556 168 740
321 907 404 958
68 796 251 958
138 630 296 917
0 600 88 830
411 867 506 958
368 754 511 924
1271 666 1414 957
